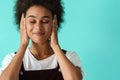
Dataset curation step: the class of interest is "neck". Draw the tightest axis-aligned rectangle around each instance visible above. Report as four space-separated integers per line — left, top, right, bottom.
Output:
29 41 54 60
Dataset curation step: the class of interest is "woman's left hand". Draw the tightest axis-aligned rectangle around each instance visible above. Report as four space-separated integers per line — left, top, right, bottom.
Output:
50 15 59 49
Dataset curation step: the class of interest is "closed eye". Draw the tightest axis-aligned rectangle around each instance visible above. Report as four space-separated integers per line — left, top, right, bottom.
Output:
41 20 50 24
29 20 36 24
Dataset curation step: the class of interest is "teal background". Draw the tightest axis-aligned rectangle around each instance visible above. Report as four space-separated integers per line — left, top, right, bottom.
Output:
0 0 120 80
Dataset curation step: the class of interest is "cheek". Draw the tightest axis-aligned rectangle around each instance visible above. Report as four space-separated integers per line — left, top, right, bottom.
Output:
26 23 33 36
26 21 34 30
49 22 53 32
45 25 52 37
49 24 52 33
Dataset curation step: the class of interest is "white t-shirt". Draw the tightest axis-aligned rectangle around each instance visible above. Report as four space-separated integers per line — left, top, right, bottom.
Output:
0 48 83 75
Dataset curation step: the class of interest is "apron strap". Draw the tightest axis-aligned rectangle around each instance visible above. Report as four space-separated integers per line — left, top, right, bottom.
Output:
15 49 67 80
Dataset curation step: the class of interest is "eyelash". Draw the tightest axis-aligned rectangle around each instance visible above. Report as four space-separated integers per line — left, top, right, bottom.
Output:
41 21 49 24
30 21 36 23
29 20 49 24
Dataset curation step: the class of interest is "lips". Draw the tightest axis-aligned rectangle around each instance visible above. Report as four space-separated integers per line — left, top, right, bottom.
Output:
33 32 45 35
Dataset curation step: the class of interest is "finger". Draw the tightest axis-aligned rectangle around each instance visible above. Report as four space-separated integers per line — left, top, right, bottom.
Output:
20 13 24 30
54 15 57 25
23 18 26 31
53 15 58 31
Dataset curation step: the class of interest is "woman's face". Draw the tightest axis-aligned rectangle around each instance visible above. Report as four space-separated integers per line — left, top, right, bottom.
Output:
25 5 53 44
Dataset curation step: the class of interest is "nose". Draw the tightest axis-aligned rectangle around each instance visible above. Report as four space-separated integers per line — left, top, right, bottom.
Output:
35 22 43 30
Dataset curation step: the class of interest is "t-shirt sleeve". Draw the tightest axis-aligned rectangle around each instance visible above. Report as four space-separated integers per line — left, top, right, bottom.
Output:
66 51 84 76
66 51 82 67
0 53 15 75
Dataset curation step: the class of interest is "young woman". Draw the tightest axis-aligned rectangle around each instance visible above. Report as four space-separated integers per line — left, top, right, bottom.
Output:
0 0 83 80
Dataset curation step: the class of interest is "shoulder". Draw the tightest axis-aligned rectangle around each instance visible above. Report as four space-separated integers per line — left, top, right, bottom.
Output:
2 52 15 64
65 50 85 76
65 50 82 67
65 51 79 59
0 52 15 75
65 50 80 62
1 52 15 66
3 52 15 59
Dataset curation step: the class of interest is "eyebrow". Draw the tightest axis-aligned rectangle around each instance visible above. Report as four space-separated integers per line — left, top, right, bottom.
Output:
27 15 50 19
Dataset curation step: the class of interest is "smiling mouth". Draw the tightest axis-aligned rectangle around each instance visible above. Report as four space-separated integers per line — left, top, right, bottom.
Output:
33 32 45 36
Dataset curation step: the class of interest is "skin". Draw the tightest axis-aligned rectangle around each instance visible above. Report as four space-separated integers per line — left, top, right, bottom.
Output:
24 5 54 59
0 5 83 80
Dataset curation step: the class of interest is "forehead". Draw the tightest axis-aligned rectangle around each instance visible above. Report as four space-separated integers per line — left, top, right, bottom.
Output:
26 5 52 19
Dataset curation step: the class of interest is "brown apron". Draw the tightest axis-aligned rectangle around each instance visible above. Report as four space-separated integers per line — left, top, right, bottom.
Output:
18 50 66 80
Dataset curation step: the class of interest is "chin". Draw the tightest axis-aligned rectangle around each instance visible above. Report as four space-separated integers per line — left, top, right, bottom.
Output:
32 39 48 45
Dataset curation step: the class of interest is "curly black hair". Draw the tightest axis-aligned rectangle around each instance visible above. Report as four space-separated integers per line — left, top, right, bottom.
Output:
14 0 64 30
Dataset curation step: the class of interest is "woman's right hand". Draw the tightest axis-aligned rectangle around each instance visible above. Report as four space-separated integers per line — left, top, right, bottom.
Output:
20 13 29 47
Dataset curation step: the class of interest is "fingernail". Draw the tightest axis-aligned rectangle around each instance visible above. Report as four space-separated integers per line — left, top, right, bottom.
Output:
22 13 25 18
55 15 57 18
